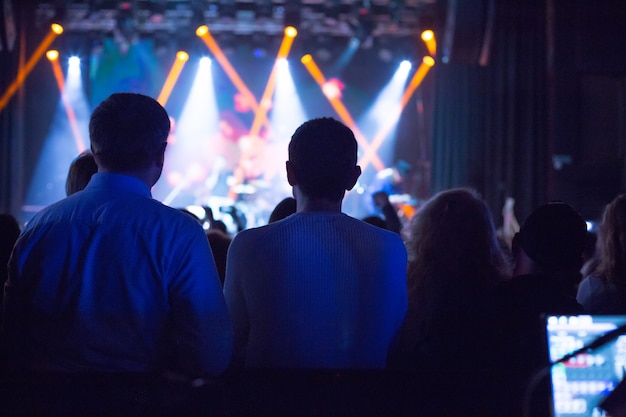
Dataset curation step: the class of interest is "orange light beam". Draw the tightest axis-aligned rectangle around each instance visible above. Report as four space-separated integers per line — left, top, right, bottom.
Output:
157 51 189 106
249 26 297 138
227 28 298 200
48 55 87 153
47 51 65 91
421 30 437 56
0 24 63 112
301 54 385 171
358 56 435 171
196 25 270 129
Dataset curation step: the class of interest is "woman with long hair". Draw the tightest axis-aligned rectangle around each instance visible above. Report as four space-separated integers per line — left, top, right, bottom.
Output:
577 193 626 313
388 188 510 369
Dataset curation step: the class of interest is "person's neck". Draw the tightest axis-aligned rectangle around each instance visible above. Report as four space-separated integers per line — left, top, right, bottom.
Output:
98 168 157 189
294 190 343 213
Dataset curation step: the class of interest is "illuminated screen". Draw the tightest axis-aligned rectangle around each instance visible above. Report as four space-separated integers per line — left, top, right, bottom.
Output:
546 315 626 417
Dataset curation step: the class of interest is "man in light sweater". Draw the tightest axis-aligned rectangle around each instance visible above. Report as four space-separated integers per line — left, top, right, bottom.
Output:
224 117 408 368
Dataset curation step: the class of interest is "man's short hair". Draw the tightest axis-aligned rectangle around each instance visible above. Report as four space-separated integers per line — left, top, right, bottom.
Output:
288 117 358 200
89 93 170 171
518 202 587 269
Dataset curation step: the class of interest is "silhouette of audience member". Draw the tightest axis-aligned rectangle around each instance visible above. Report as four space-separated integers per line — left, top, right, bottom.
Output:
0 214 20 323
577 194 626 313
580 229 599 278
388 188 510 371
371 191 402 234
503 202 586 313
495 201 587 414
210 220 229 235
224 117 408 369
3 93 232 376
65 151 98 196
206 229 231 286
268 197 296 223
361 215 387 229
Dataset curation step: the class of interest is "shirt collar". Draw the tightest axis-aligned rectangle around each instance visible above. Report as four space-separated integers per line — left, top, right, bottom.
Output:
86 173 152 198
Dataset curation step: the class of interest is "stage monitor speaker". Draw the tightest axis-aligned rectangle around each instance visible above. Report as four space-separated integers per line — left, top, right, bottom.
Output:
441 0 495 66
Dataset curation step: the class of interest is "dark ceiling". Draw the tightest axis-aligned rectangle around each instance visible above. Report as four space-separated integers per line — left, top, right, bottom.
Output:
34 0 442 41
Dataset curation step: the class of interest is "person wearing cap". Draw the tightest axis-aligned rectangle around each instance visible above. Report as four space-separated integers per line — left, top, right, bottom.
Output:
509 201 588 301
494 201 587 414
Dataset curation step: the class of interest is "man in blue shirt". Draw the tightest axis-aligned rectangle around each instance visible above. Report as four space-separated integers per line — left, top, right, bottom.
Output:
3 93 232 376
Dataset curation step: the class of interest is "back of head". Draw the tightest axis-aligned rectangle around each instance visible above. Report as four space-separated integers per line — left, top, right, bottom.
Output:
362 215 387 229
89 92 170 172
598 194 626 288
65 151 98 196
395 160 411 177
406 188 508 288
288 117 357 201
517 202 587 271
269 197 297 223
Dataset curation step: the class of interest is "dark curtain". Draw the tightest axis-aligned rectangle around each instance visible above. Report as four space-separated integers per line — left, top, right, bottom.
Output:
431 0 550 223
0 0 29 216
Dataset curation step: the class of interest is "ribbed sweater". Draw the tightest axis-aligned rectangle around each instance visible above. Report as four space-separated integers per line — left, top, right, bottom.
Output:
224 211 408 369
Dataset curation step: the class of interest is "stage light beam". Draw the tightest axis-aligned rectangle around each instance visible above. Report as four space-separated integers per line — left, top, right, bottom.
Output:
0 23 64 112
359 56 435 170
421 30 437 56
196 25 270 130
51 23 64 35
272 58 307 138
265 56 307 199
248 25 298 138
47 51 87 153
227 26 300 199
285 26 298 38
157 51 190 106
301 54 385 171
46 50 59 61
357 60 413 170
162 56 219 206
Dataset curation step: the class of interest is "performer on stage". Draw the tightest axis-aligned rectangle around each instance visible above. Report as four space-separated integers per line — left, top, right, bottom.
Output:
365 160 416 221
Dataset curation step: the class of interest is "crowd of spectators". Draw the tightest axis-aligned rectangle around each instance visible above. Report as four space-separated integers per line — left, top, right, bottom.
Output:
1 92 625 415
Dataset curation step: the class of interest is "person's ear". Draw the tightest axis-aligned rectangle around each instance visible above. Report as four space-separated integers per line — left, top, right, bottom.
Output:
286 161 297 186
156 142 167 168
345 165 361 190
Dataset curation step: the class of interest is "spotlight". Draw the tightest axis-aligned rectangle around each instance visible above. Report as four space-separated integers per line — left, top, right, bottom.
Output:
68 56 80 67
423 56 435 66
421 29 437 56
176 51 189 62
421 30 434 42
301 54 312 64
322 79 343 100
51 23 64 35
284 26 298 38
277 58 288 69
46 50 59 61
200 57 211 66
196 25 209 37
399 60 412 71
